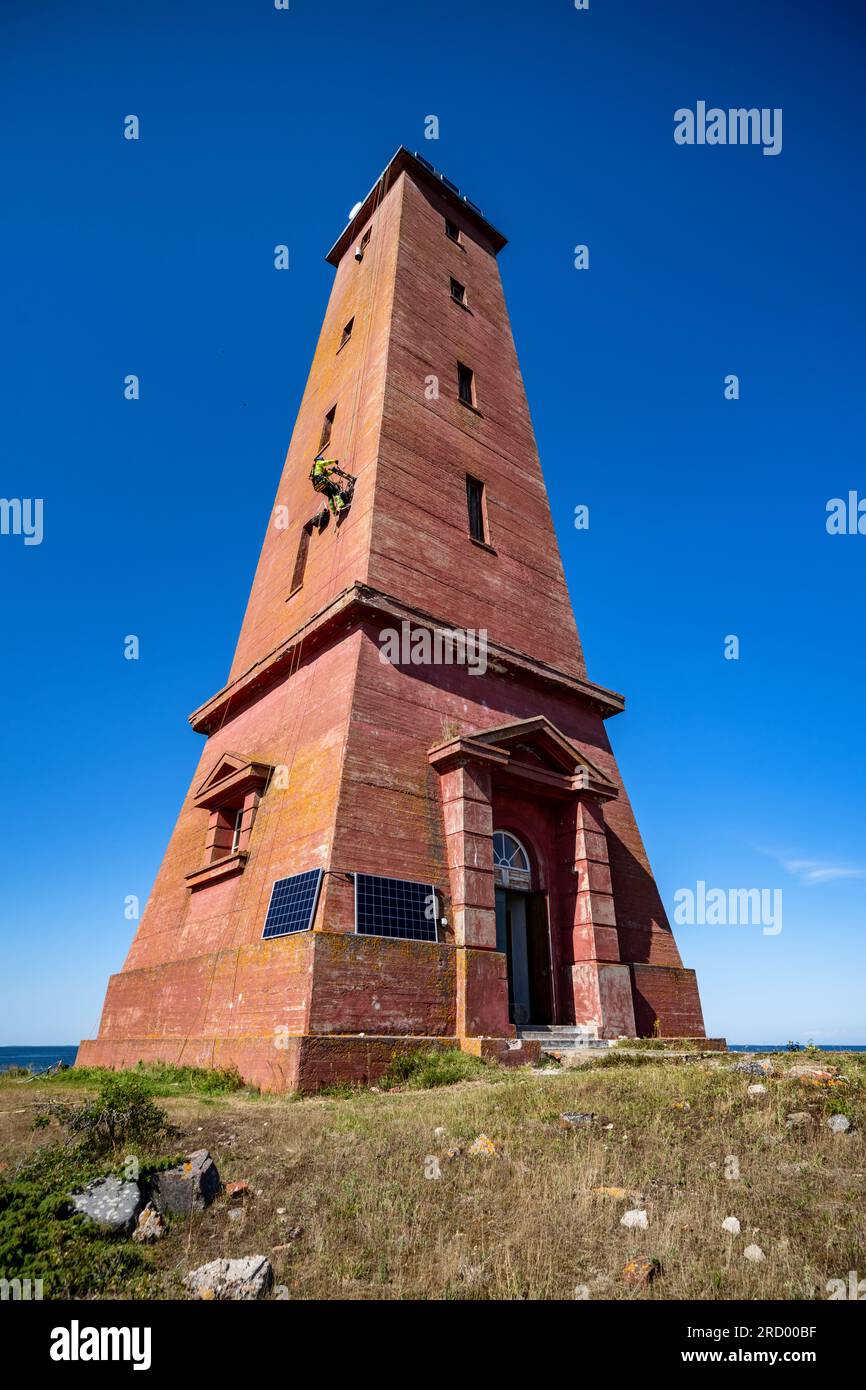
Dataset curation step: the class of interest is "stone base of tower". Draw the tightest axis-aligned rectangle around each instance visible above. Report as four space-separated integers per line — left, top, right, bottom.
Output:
630 963 706 1039
77 930 542 1093
77 1031 540 1094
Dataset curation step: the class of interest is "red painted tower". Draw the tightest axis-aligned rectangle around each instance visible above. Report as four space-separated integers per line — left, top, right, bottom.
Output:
79 148 707 1090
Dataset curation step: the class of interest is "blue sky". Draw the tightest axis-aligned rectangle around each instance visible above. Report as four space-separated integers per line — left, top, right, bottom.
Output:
1 0 864 1046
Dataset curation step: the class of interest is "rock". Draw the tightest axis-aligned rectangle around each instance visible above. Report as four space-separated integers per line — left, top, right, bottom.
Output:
226 1180 250 1201
748 1084 767 1096
70 1177 143 1236
152 1149 221 1216
132 1202 167 1244
227 1208 246 1225
778 1161 808 1176
433 1126 447 1139
789 1064 835 1079
733 1061 767 1078
786 1111 812 1128
743 1244 765 1263
467 1134 497 1157
827 1114 852 1134
185 1256 274 1301
560 1112 595 1129
721 1216 741 1235
622 1256 661 1285
620 1208 648 1229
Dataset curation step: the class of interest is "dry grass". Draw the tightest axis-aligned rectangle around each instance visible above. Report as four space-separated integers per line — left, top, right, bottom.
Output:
1 1052 864 1300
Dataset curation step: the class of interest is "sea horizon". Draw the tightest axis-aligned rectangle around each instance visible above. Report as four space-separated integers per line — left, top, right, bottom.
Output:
2 1041 866 1073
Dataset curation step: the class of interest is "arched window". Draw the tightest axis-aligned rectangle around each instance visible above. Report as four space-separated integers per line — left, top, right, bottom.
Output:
492 831 532 891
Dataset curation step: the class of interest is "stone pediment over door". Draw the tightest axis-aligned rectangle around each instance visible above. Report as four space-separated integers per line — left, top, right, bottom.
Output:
429 716 618 802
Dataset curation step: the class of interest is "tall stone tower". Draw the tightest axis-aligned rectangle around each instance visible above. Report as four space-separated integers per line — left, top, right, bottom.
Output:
79 148 707 1091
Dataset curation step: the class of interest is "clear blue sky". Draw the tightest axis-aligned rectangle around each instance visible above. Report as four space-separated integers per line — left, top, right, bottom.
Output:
1 0 864 1046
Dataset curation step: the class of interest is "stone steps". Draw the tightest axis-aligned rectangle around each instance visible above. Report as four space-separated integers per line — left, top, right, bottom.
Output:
517 1025 612 1053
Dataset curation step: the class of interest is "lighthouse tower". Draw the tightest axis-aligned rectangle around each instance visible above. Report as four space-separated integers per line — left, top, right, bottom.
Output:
79 148 707 1090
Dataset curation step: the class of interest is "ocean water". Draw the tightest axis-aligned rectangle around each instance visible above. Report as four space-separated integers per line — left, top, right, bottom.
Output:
0 1046 79 1073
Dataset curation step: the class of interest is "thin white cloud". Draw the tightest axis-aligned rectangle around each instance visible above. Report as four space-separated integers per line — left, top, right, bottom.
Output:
782 858 866 886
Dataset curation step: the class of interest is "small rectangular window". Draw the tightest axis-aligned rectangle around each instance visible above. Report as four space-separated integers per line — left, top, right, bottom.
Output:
445 219 460 243
457 362 475 406
339 317 354 350
355 227 371 261
450 277 466 306
466 475 486 542
319 405 336 453
290 523 311 595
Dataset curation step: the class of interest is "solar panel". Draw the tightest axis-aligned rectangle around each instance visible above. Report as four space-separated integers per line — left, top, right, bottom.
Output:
354 873 438 942
262 868 323 939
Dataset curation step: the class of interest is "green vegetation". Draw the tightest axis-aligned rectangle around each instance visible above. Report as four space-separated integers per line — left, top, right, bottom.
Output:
378 1047 495 1091
1 1060 250 1098
0 1075 184 1297
1 1052 863 1300
34 1072 179 1155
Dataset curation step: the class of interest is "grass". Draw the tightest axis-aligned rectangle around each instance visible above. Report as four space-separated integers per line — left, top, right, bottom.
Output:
378 1047 494 1091
2 1061 250 1098
1 1050 864 1300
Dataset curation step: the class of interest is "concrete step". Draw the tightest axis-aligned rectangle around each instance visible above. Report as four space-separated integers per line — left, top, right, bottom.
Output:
518 1026 611 1052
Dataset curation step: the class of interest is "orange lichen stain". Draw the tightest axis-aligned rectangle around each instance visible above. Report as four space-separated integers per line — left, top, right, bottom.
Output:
622 1256 661 1285
591 1186 629 1199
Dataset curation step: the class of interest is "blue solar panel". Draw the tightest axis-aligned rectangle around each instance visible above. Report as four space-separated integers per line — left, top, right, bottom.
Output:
354 874 438 942
262 869 323 939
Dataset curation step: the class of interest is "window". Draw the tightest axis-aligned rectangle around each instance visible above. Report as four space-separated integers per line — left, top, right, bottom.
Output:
338 317 354 350
319 405 336 453
450 277 466 306
290 522 311 595
466 474 486 542
230 807 244 855
445 219 460 243
186 753 271 891
457 361 475 406
492 832 532 891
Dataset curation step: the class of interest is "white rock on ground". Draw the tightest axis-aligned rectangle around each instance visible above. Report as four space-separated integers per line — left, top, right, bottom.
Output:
721 1216 741 1235
620 1209 648 1229
747 1084 767 1096
743 1244 765 1263
184 1256 274 1301
827 1115 851 1134
70 1177 143 1236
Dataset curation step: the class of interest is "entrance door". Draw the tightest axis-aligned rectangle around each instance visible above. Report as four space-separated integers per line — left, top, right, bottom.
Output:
495 888 553 1025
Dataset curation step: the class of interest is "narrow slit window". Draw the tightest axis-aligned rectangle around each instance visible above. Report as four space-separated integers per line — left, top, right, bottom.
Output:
230 807 244 855
355 227 371 261
445 219 460 243
290 523 311 595
450 277 466 306
466 475 486 543
457 362 475 406
319 405 336 453
339 317 354 350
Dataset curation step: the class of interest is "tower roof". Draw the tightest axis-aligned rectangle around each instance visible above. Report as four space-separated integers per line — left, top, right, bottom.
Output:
326 145 508 266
